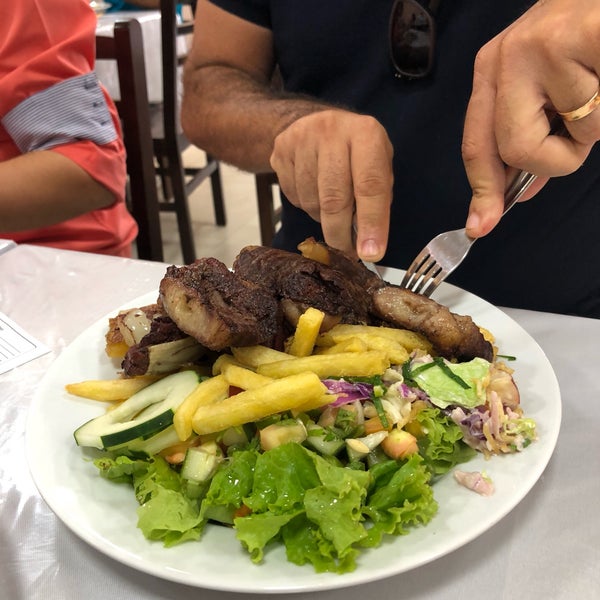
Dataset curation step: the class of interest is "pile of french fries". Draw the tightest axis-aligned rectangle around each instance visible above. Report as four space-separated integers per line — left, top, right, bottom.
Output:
66 307 433 444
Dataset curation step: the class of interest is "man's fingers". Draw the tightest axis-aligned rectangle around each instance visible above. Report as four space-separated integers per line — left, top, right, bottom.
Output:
270 110 393 258
462 46 507 238
494 65 595 175
349 118 393 262
351 172 392 263
293 143 321 221
317 139 355 254
490 4 599 175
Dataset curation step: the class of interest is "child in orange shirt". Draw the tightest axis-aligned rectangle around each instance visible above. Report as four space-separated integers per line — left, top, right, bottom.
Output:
0 0 138 257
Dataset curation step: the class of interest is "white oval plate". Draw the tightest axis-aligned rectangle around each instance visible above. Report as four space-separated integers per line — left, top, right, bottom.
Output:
26 276 561 593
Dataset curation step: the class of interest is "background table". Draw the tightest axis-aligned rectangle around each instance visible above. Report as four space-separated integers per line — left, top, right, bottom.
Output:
1 244 598 600
95 10 187 103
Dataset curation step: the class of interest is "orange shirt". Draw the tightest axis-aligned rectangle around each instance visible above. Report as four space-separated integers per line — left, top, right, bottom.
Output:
0 0 138 257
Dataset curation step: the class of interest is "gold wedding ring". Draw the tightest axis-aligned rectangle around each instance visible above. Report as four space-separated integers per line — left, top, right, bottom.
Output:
558 88 600 122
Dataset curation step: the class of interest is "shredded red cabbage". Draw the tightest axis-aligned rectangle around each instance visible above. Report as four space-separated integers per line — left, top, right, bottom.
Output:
322 379 374 406
400 383 429 402
451 406 488 441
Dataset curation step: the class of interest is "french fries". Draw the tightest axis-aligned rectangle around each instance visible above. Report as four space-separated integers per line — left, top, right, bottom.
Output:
316 337 369 355
314 329 412 364
176 315 434 440
256 351 390 379
72 306 436 449
211 352 242 375
220 362 274 390
173 374 230 441
316 323 433 354
285 307 325 357
230 345 290 368
65 375 162 401
191 372 329 435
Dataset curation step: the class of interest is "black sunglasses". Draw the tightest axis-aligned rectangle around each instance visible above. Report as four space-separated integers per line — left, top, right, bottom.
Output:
389 0 441 79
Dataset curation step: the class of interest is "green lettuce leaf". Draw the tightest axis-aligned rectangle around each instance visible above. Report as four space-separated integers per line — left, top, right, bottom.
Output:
244 442 321 514
234 511 300 563
362 454 438 546
234 443 371 573
94 454 205 547
137 486 205 546
92 441 442 572
200 449 257 523
281 514 359 574
415 407 477 476
413 357 490 409
93 454 152 484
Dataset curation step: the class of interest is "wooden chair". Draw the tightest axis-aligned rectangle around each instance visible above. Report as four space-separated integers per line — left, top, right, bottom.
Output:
153 0 226 264
96 20 164 262
254 66 284 246
255 172 282 246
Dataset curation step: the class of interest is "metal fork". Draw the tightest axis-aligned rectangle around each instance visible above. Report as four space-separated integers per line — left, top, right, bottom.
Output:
399 169 538 297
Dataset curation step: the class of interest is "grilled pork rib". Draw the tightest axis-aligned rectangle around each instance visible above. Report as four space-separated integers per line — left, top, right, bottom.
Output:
371 286 494 362
150 240 492 364
159 257 281 351
233 245 376 326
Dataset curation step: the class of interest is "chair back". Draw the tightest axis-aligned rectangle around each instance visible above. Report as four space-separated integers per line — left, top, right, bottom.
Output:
153 0 226 264
160 0 189 140
96 20 164 261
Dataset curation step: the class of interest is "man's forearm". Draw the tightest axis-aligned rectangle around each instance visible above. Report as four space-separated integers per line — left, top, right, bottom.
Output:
181 64 334 173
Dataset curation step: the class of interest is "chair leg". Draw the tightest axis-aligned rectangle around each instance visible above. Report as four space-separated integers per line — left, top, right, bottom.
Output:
167 153 197 264
208 156 226 226
255 173 277 246
155 152 173 201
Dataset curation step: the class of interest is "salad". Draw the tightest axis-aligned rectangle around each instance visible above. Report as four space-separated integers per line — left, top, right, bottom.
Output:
70 314 537 575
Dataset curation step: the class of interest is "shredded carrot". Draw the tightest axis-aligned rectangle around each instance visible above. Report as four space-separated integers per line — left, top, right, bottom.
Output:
364 416 390 435
234 504 252 518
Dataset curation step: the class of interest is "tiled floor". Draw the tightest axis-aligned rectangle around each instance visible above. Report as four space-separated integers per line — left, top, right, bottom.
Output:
154 148 280 267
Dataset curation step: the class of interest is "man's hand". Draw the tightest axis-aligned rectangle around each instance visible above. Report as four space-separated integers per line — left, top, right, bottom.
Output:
462 0 600 238
270 109 394 262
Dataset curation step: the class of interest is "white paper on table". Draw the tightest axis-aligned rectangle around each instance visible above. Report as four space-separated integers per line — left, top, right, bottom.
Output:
0 312 50 375
0 239 16 255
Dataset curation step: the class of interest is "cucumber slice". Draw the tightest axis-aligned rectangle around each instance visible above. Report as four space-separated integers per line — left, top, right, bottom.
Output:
180 446 222 483
304 423 345 456
74 370 199 450
107 424 187 456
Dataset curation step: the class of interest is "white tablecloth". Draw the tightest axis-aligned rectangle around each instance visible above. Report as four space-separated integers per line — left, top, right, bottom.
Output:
95 10 187 103
1 244 599 600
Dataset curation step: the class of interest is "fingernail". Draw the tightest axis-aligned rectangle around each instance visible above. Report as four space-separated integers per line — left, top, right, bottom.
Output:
361 239 380 259
465 212 480 232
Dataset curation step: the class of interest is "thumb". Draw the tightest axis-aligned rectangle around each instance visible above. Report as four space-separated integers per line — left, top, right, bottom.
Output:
465 187 505 238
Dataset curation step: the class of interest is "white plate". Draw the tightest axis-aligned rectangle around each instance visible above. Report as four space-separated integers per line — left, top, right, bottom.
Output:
26 275 561 594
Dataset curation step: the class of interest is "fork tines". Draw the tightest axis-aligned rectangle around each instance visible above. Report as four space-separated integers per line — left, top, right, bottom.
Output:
400 249 445 297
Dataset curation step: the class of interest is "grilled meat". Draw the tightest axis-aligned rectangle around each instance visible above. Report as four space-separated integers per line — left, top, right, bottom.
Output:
298 237 385 295
121 316 206 376
371 286 494 362
145 239 492 364
159 257 281 351
105 303 165 358
233 244 374 326
293 239 492 361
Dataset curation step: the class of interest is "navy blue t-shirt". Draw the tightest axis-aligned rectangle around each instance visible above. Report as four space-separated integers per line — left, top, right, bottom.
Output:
209 0 600 317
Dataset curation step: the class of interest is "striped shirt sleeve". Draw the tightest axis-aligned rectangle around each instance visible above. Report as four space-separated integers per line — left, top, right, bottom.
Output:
2 73 118 154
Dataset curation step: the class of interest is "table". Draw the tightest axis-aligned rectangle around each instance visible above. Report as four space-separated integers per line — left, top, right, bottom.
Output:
95 10 163 103
95 10 187 103
1 244 599 600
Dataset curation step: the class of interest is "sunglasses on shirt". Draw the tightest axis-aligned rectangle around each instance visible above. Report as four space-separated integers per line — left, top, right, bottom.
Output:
389 0 441 79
